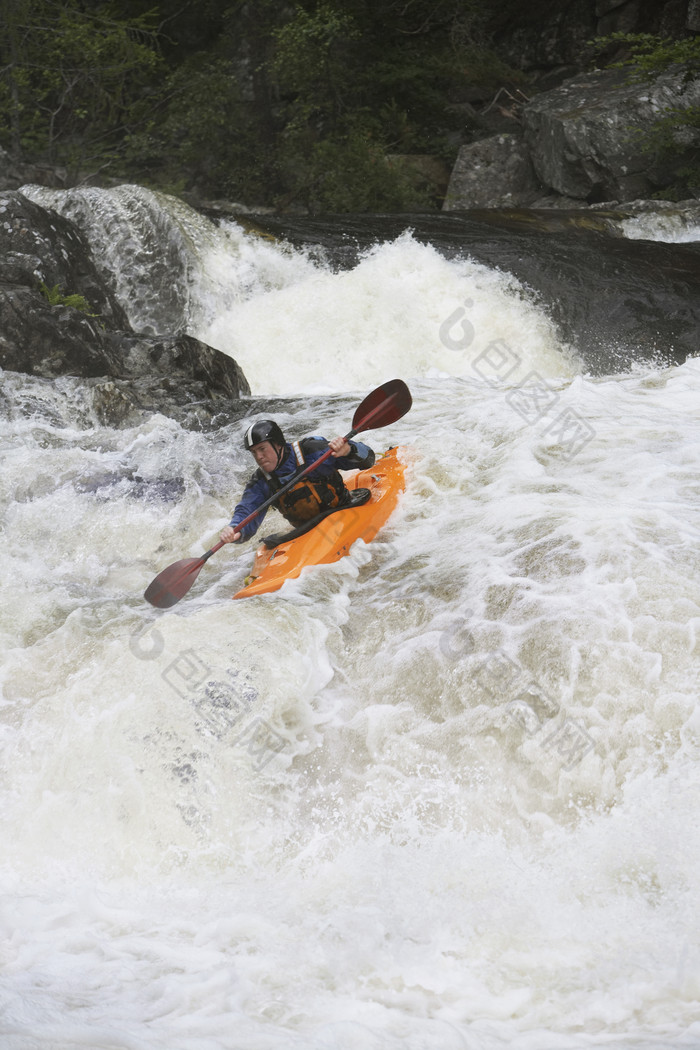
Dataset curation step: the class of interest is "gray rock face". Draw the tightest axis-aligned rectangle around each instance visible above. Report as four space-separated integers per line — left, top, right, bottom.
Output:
71 374 248 430
0 190 250 420
444 134 542 210
109 333 248 401
0 285 123 377
0 190 127 325
522 68 700 203
443 61 700 211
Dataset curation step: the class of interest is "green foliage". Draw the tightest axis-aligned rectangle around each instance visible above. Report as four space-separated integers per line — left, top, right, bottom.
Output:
262 0 510 209
590 32 700 82
40 282 97 316
275 121 434 212
126 56 252 191
271 4 360 97
0 0 162 173
0 0 524 210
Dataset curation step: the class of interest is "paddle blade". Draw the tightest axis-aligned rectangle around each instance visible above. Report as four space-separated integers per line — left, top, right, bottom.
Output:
352 379 412 434
144 556 207 608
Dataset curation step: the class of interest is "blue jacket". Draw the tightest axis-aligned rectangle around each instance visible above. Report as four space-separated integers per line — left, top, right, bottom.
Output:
230 436 374 541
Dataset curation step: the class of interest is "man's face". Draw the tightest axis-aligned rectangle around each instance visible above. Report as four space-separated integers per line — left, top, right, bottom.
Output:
250 440 281 473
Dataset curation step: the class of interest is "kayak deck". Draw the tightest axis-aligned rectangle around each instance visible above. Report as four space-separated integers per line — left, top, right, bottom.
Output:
232 446 407 599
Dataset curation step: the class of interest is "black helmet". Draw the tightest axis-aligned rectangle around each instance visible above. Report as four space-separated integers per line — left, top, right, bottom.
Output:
243 419 285 452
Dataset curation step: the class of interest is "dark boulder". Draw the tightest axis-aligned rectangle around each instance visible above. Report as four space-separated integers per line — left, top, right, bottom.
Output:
444 134 543 210
79 374 249 430
522 67 700 203
0 190 126 324
0 364 249 432
0 285 123 377
0 190 250 412
108 333 249 401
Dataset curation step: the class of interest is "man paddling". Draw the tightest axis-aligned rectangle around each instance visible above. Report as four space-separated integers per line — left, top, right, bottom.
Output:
220 419 375 545
144 381 411 608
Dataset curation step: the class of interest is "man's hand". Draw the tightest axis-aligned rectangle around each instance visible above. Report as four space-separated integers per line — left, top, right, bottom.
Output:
329 436 351 457
220 525 241 543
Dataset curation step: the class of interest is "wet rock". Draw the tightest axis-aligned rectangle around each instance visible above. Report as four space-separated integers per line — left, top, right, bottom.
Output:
0 189 250 404
110 333 249 400
72 467 187 502
90 380 135 426
0 190 126 324
0 285 122 377
0 365 250 431
87 375 247 430
522 67 700 203
443 134 543 210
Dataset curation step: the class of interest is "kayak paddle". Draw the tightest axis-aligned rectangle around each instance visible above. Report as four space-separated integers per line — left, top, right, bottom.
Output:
144 378 412 608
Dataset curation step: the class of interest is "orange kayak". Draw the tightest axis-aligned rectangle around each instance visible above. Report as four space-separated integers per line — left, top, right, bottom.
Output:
232 446 407 599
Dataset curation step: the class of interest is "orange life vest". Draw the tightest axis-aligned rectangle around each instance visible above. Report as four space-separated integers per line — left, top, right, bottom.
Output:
270 439 349 527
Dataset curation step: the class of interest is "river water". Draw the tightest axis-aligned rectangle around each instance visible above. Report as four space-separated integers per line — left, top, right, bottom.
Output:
2 186 700 1049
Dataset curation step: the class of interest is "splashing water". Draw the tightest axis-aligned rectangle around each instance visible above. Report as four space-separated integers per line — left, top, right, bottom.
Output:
2 187 700 1050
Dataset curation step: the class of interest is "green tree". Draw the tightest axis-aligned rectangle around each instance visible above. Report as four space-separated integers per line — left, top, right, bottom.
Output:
1 0 525 210
262 0 521 210
270 3 360 131
124 0 285 201
0 0 162 175
125 54 273 201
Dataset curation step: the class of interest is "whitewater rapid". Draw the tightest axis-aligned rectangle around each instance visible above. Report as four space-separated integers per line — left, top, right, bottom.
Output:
2 187 700 1050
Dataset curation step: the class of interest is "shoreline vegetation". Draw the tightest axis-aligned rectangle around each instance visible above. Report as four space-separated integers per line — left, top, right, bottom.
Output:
0 1 699 212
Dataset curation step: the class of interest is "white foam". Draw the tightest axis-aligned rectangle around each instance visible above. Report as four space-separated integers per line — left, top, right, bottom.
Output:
200 230 575 394
619 209 700 244
2 192 700 1048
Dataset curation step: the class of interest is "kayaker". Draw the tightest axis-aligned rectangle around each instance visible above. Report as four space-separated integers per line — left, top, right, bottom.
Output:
220 419 375 544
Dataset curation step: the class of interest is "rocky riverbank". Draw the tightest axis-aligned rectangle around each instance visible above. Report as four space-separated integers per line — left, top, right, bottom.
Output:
0 189 250 429
444 67 700 211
